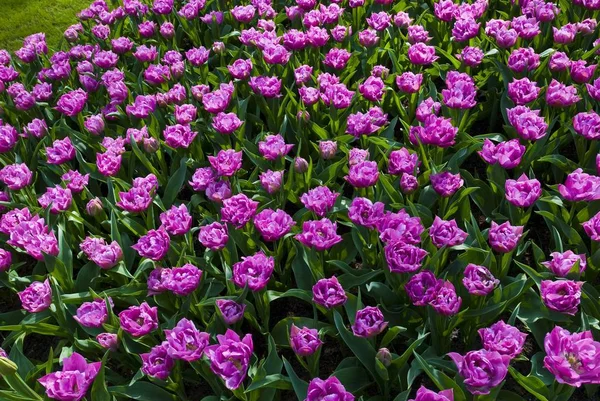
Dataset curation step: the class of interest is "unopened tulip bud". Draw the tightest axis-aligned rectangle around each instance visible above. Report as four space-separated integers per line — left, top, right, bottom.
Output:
294 157 309 173
143 137 159 153
85 197 103 216
376 348 392 367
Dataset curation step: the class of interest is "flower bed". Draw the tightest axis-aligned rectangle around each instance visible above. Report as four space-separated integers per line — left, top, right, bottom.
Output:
1 0 600 400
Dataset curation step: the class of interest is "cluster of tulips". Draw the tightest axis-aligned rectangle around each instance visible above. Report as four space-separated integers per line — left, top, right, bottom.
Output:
1 0 600 400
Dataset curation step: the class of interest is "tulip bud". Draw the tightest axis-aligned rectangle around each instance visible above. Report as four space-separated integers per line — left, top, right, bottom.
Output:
319 140 337 160
213 41 225 53
97 333 119 351
376 348 392 367
297 110 310 122
143 137 159 153
0 356 17 375
400 173 419 194
85 197 103 216
294 157 309 173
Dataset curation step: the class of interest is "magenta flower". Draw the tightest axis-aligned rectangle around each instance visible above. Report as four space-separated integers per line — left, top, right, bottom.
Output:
249 76 282 98
405 271 440 306
359 76 385 101
408 43 438 65
38 186 72 214
542 251 587 277
46 137 76 165
301 186 339 217
141 342 173 380
348 197 385 229
74 298 112 328
478 139 525 169
573 111 600 140
205 329 253 390
0 248 11 272
55 88 87 116
38 353 101 401
213 112 243 134
442 72 477 109
507 106 548 141
345 161 379 188
164 264 202 296
409 387 453 401
132 229 170 261
232 251 274 291
258 134 294 160
479 321 527 359
558 169 600 202
508 77 541 105
260 170 284 194
97 333 118 351
429 281 462 315
295 218 343 251
313 276 347 309
583 211 600 241
216 299 246 325
319 140 338 159
462 264 499 296
119 302 158 337
159 205 192 235
546 79 581 107
543 326 600 387
541 279 583 315
198 222 229 250
0 163 33 191
377 210 424 245
429 216 468 248
351 306 388 338
388 148 419 175
209 149 243 177
189 167 216 191
305 377 354 401
505 174 542 207
18 279 52 313
488 221 523 253
448 349 510 395
385 242 428 273
221 194 259 228
290 324 323 356
165 318 209 362
431 172 464 197
254 208 294 241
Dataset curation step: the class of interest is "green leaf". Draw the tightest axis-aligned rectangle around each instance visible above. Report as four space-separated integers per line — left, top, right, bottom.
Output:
508 367 550 401
91 352 111 401
162 157 188 208
283 357 308 400
245 374 291 392
412 352 467 401
108 382 176 401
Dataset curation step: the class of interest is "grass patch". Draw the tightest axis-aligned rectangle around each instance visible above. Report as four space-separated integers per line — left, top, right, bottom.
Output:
0 0 90 51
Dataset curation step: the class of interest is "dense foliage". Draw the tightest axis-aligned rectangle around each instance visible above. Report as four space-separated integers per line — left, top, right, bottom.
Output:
1 0 600 400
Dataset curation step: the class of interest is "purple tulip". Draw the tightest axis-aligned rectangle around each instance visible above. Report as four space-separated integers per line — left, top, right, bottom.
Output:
132 229 170 261
405 271 440 306
96 333 118 351
159 205 192 235
312 276 347 309
429 216 468 248
573 111 600 140
165 318 210 362
478 139 525 169
258 134 294 160
448 349 510 395
351 306 388 338
348 197 385 229
431 172 464 197
141 342 173 380
409 386 454 401
488 221 523 253
295 218 343 251
74 298 112 328
345 161 379 188
505 174 542 208
583 211 600 241
164 264 202 296
38 353 101 401
429 281 462 315
558 169 600 202
479 321 527 359
254 208 295 241
541 279 583 315
0 249 11 272
290 324 323 356
221 194 259 228
260 170 284 194
305 377 354 401
232 251 274 291
377 210 424 245
198 222 229 250
507 106 548 141
462 264 499 296
301 186 339 217
205 329 253 390
56 88 88 116
396 72 423 93
542 251 587 277
216 299 246 325
385 242 428 274
546 79 580 107
543 326 600 387
442 72 477 109
18 279 52 313
508 77 541 105
119 302 158 337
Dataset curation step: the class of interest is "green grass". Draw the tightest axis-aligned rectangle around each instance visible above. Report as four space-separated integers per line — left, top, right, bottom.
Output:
0 0 90 51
